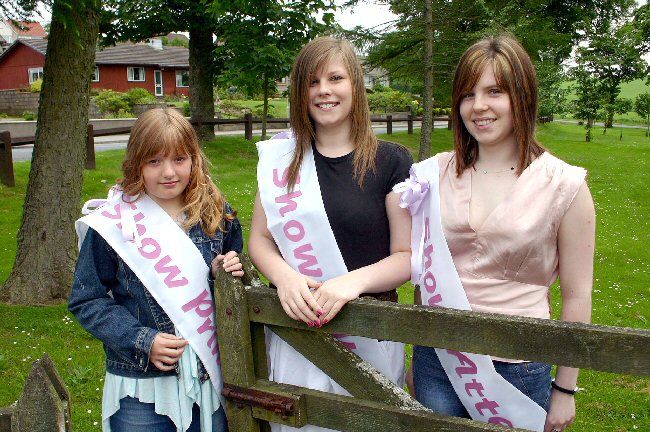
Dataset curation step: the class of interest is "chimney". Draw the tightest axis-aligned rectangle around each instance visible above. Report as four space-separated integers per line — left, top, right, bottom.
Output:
149 38 163 50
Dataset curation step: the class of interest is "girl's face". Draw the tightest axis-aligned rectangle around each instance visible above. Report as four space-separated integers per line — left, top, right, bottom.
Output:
307 58 353 133
141 149 192 210
459 64 515 150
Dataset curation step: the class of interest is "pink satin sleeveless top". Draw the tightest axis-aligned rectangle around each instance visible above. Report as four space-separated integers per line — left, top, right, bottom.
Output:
438 151 586 320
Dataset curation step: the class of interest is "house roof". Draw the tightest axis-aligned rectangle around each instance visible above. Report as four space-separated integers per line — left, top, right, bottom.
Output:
165 33 189 43
10 21 48 38
0 38 48 61
96 42 189 68
0 39 189 69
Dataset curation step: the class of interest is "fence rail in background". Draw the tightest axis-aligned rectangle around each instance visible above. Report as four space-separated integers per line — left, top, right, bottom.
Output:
1 114 557 187
214 255 649 431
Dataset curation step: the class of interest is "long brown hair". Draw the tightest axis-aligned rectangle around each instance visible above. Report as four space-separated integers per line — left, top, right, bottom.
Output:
119 108 234 236
452 35 545 176
288 36 377 190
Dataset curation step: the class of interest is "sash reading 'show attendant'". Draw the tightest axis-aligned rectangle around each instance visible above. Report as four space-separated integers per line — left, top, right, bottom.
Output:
249 37 413 432
69 108 244 432
399 36 595 432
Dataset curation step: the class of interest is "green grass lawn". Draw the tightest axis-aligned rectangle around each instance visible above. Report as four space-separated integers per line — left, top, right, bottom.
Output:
1 123 648 431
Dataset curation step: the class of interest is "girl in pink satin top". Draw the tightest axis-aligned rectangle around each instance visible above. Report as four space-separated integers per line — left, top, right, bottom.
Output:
410 35 596 432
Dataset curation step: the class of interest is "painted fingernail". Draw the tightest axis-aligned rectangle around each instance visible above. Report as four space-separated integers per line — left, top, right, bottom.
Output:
322 319 329 325
308 321 314 327
317 309 324 316
315 319 321 327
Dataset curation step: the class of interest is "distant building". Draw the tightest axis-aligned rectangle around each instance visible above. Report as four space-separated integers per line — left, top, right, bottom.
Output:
0 38 190 97
359 56 390 89
275 55 390 95
0 19 48 53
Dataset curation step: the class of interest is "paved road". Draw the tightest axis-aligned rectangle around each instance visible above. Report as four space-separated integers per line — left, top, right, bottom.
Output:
11 120 447 162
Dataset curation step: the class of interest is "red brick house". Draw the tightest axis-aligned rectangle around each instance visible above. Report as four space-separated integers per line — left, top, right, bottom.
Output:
0 38 190 97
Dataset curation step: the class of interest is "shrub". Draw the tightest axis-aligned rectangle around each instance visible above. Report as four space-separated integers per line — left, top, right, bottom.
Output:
252 104 279 118
125 87 157 109
22 111 36 121
30 79 42 93
181 101 191 117
110 109 135 119
94 90 129 116
217 100 247 118
367 88 414 113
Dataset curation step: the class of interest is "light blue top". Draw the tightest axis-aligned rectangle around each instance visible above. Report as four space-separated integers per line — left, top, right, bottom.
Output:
102 336 223 432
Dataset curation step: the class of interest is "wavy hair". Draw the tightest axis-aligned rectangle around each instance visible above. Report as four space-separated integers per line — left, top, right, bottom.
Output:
119 108 234 236
287 36 377 190
452 35 545 176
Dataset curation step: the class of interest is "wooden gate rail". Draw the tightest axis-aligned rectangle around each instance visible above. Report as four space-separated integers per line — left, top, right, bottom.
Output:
245 288 648 376
214 256 649 431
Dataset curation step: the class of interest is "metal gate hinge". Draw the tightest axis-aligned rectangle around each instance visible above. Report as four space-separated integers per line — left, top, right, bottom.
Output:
222 383 295 418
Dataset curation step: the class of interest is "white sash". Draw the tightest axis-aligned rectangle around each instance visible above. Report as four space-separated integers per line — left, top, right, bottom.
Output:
394 157 546 431
76 188 223 393
257 138 405 393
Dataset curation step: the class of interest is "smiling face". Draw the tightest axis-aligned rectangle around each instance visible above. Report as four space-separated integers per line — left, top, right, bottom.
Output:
141 150 192 211
459 64 515 150
307 58 353 133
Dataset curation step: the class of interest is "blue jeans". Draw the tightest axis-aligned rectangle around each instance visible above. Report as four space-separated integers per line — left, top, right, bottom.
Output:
412 345 551 417
110 397 229 432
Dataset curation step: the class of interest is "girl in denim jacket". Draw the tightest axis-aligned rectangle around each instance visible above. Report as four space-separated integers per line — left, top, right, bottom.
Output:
69 108 243 432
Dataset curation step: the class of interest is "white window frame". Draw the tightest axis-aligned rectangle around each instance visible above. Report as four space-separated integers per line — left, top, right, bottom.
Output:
28 67 43 84
91 66 100 82
175 70 189 88
127 66 145 82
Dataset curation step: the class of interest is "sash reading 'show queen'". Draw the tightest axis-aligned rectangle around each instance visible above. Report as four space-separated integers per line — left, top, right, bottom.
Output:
76 188 223 393
256 138 389 362
394 157 546 432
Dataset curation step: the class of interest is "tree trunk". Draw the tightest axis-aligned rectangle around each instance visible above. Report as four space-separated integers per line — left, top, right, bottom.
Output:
1 0 101 304
418 0 434 162
606 110 614 129
262 74 269 140
189 17 215 143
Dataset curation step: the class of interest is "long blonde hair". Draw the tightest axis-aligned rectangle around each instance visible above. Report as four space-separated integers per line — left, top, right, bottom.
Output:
119 108 234 236
452 35 545 176
288 36 377 190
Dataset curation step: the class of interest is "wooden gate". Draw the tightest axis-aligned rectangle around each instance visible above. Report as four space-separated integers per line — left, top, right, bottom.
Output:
215 256 649 431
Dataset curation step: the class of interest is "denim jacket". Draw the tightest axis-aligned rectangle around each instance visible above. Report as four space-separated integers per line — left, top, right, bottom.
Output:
69 204 243 380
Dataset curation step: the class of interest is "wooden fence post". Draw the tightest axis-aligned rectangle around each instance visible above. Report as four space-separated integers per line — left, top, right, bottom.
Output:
244 113 253 141
215 265 262 432
0 131 15 187
407 114 413 134
447 116 452 130
11 354 72 432
85 124 96 170
386 115 393 135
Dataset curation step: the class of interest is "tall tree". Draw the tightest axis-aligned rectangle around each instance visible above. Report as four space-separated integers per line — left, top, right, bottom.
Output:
418 0 433 161
215 0 335 139
101 0 219 141
1 0 102 304
572 66 603 142
574 12 647 128
635 93 650 137
361 0 637 154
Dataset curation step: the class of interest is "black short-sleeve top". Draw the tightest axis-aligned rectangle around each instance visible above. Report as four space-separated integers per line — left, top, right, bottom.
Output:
314 140 413 272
